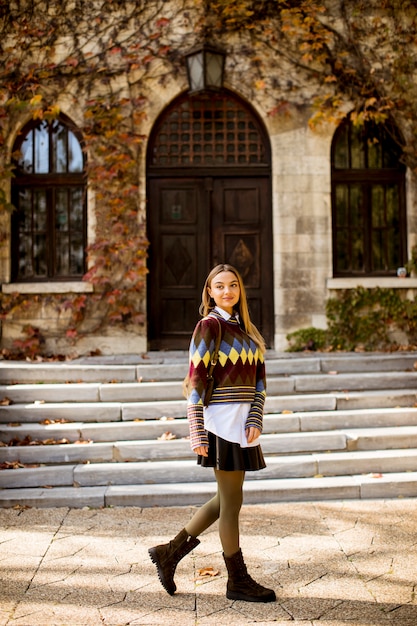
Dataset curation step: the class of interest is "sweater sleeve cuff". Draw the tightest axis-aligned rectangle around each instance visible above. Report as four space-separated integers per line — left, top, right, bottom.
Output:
187 404 209 450
245 390 266 432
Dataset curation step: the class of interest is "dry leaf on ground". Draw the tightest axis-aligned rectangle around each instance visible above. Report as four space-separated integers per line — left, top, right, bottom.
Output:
195 566 220 581
158 431 176 441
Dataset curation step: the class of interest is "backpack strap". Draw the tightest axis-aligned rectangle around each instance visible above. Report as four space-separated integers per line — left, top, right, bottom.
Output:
204 316 222 406
208 316 222 369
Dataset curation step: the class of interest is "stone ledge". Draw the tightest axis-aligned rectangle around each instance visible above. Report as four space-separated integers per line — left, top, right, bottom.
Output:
327 277 417 289
2 281 94 294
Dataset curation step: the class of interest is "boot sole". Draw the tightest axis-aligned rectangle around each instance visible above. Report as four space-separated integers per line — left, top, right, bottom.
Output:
226 590 276 603
148 547 176 595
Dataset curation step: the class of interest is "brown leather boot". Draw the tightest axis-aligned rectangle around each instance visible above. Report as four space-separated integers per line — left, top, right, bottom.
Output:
148 529 200 595
223 548 276 603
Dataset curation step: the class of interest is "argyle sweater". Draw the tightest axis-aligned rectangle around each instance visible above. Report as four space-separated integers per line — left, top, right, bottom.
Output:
186 309 266 450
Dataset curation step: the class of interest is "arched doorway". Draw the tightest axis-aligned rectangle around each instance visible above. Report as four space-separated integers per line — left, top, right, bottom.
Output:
146 89 273 350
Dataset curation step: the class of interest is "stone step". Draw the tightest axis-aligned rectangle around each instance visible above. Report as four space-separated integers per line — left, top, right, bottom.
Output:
135 353 417 378
1 370 416 405
2 448 417 490
1 406 417 447
0 381 183 404
0 354 416 509
0 352 415 384
104 472 417 506
0 408 417 464
0 363 140 384
0 426 347 452
0 377 293 405
1 388 416 425
2 424 417 465
1 471 417 508
294 371 417 392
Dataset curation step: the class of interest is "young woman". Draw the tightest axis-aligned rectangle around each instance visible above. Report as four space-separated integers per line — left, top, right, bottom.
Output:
149 263 275 603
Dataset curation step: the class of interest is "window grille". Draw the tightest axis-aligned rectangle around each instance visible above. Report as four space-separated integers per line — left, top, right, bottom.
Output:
331 117 406 276
11 117 87 281
149 92 269 167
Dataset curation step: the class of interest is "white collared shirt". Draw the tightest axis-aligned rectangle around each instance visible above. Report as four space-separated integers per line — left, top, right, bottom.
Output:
204 307 257 448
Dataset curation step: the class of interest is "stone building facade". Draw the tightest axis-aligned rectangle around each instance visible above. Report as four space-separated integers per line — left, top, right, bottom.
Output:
1 1 417 356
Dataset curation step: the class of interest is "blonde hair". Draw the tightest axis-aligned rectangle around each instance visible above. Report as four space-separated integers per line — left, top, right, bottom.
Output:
199 263 266 353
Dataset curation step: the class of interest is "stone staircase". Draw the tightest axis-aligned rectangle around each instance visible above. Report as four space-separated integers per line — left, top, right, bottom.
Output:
0 352 417 508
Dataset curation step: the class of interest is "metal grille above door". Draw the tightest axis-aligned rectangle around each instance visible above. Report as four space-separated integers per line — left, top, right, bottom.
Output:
149 92 269 167
147 90 273 350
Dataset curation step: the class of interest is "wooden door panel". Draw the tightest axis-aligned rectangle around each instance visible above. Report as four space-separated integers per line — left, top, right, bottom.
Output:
224 234 260 287
148 176 274 349
160 188 198 224
160 235 197 287
223 187 260 224
212 178 273 346
148 179 207 349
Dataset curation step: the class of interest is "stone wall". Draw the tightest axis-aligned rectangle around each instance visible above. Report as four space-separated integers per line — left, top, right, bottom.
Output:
1 0 416 356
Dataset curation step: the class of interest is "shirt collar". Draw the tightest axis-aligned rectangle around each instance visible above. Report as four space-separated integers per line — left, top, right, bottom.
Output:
214 306 240 323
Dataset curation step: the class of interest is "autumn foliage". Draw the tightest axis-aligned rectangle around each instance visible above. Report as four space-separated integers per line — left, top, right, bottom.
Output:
0 0 181 354
0 0 416 356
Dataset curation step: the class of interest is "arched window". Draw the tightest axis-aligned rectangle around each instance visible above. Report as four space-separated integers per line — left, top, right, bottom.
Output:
148 91 270 167
331 116 406 276
11 116 87 281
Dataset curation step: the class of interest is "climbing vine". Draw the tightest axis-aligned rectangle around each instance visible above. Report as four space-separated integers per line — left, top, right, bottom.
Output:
1 1 417 356
0 0 199 355
206 0 417 171
287 287 417 352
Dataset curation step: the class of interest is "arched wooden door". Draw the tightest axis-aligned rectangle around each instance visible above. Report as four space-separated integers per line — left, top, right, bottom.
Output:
147 90 273 350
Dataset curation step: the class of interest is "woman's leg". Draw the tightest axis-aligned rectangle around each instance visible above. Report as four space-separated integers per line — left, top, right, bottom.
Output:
212 471 275 603
148 469 244 596
214 469 245 556
185 469 244 551
185 491 220 537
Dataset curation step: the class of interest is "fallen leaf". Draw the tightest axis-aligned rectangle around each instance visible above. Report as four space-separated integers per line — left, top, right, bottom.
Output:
195 566 220 580
281 410 293 414
0 397 12 405
0 461 25 470
158 431 176 441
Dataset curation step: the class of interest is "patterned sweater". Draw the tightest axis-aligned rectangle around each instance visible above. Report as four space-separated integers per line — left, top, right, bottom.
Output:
186 309 266 450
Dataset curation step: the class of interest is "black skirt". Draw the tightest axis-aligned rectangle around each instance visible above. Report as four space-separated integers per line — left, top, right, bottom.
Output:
197 431 266 472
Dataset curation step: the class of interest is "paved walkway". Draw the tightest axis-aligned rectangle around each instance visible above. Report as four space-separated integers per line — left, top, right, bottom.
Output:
1 499 416 625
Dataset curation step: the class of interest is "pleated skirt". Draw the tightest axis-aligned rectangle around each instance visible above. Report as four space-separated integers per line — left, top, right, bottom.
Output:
197 431 266 472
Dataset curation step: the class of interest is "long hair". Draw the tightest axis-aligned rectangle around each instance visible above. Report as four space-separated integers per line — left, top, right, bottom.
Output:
199 263 266 353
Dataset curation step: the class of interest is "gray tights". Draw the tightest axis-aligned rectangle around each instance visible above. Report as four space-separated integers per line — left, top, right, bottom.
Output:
185 468 244 557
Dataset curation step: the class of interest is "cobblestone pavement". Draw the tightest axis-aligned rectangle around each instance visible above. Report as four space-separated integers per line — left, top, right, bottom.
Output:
1 499 416 626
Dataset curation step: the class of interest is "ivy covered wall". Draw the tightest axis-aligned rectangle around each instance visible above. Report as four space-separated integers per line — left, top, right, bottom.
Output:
1 1 417 356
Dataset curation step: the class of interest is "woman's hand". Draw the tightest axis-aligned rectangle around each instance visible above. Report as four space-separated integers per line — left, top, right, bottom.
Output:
194 445 209 457
246 426 260 444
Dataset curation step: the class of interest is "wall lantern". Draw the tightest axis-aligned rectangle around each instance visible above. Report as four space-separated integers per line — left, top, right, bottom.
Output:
185 44 226 93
